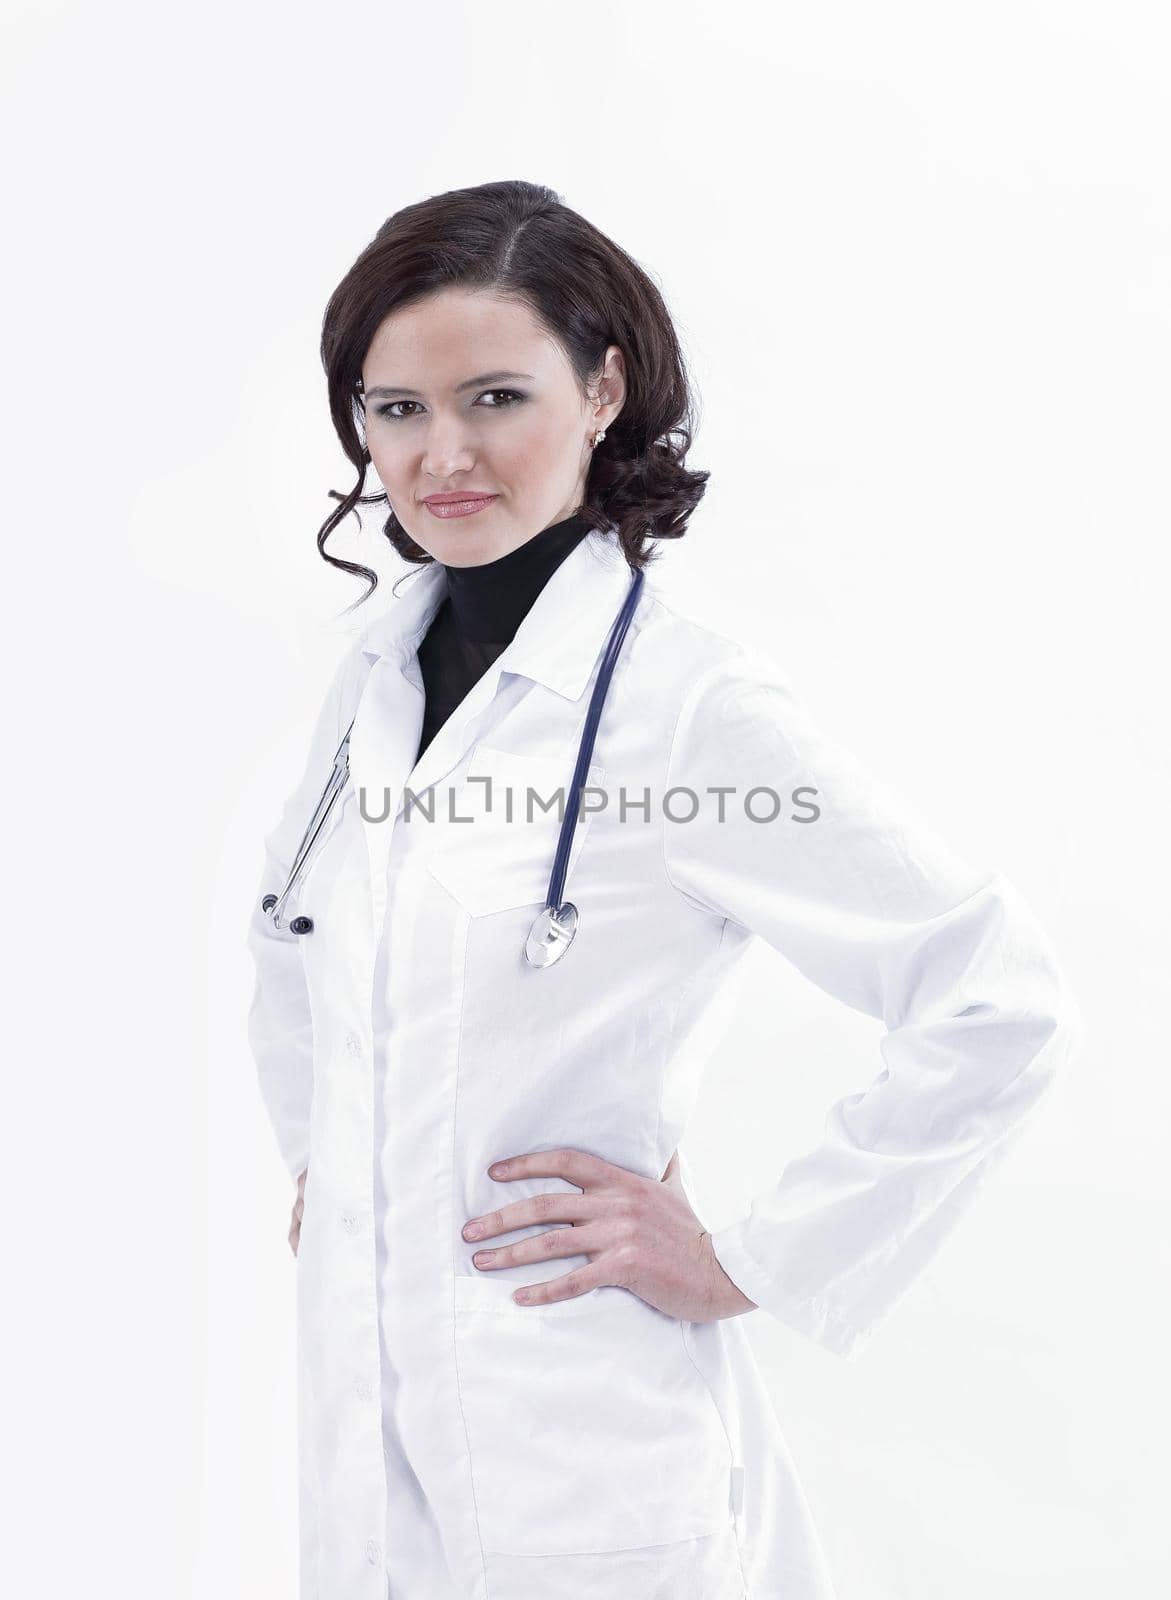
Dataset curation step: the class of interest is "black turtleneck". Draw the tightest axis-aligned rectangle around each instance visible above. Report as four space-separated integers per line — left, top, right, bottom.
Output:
414 510 592 764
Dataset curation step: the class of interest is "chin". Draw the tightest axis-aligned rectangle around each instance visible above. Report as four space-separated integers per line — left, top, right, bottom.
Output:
446 539 510 567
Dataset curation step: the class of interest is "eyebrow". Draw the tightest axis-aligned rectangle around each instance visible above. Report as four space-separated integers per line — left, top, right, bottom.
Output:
364 370 535 400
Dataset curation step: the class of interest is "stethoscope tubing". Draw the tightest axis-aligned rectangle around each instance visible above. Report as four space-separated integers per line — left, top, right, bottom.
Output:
263 559 645 950
544 562 644 913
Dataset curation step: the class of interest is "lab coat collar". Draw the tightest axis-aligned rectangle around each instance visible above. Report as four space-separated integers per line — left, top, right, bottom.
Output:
356 523 635 703
348 522 638 938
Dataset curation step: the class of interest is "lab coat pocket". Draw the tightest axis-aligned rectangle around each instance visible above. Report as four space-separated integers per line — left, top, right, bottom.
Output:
425 745 605 917
452 1273 735 1556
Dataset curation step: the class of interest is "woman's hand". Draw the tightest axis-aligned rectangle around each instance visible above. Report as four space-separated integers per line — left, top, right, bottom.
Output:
290 1167 307 1257
460 1147 758 1322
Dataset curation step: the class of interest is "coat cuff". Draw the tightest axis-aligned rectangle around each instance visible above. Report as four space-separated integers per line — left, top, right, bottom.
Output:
276 1132 311 1188
707 1219 871 1361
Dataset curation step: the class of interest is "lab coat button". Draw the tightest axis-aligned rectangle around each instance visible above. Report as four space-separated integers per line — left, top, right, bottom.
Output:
355 1379 376 1401
344 1032 362 1057
340 1210 360 1233
365 1539 382 1565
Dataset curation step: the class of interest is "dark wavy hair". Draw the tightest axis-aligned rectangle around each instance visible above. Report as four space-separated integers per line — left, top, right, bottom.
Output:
316 179 710 608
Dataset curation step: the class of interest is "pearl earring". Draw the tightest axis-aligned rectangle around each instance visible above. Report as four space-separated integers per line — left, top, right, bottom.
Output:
591 429 607 448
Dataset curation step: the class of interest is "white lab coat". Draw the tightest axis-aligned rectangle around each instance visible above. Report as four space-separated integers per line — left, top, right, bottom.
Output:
246 526 1082 1599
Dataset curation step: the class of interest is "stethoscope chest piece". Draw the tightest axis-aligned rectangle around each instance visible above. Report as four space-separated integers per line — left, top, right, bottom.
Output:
524 902 578 968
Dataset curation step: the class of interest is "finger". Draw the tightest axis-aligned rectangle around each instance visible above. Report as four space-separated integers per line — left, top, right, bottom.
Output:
463 1191 592 1244
487 1148 617 1191
511 1265 607 1308
471 1222 602 1271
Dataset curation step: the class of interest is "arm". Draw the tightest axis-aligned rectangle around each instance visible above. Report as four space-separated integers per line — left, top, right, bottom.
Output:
663 649 1083 1360
244 645 362 1184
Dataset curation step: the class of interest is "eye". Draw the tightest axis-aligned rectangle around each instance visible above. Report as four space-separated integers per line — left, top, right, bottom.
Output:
375 400 421 421
477 389 525 409
373 389 526 422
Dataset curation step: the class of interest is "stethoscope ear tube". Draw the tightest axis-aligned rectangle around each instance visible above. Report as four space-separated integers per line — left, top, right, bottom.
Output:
262 721 355 934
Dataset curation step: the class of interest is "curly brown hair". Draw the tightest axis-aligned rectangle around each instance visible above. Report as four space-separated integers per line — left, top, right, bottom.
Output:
317 179 710 608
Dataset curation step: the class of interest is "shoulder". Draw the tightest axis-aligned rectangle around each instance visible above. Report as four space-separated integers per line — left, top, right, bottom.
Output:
628 576 803 734
299 630 380 744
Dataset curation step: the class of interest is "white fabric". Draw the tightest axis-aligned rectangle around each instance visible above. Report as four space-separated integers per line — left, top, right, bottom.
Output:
246 528 1082 1598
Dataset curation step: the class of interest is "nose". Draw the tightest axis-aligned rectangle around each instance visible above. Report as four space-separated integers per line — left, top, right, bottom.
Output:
420 422 479 481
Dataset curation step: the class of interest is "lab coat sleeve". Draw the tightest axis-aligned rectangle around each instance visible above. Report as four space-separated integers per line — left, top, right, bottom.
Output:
662 649 1083 1360
244 644 361 1185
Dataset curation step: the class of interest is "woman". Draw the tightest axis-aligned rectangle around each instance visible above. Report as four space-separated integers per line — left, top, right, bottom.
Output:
246 180 1082 1600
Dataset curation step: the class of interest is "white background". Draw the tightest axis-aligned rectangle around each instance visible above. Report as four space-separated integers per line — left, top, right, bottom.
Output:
3 2 1167 1595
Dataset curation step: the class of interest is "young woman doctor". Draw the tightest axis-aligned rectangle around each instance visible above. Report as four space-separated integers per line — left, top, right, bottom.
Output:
246 180 1082 1600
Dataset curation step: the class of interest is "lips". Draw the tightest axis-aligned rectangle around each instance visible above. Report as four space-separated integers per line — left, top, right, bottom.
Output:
422 494 498 520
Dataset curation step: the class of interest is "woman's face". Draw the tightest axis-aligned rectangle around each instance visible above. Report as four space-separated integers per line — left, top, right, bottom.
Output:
361 287 625 566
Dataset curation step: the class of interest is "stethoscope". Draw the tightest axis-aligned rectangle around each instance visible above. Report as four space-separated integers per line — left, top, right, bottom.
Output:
261 561 645 969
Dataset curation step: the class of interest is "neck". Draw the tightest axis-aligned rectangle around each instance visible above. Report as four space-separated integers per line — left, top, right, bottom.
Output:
441 511 592 644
